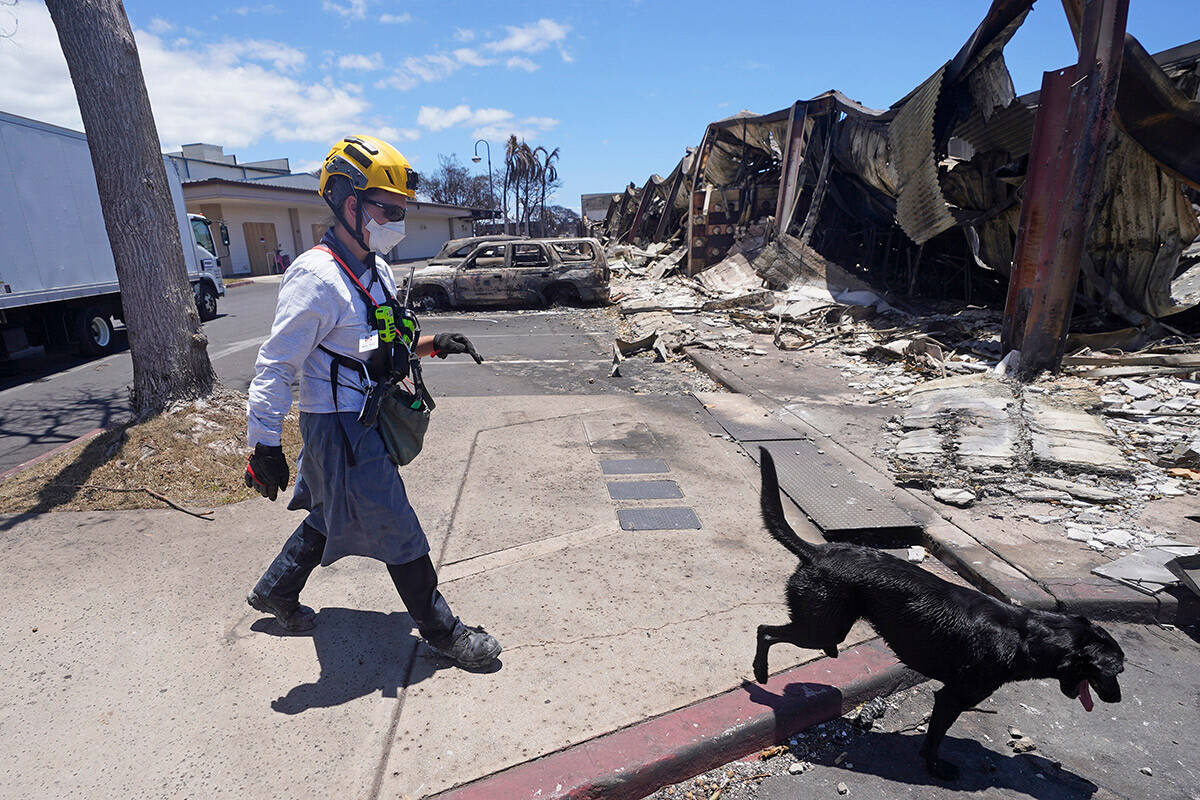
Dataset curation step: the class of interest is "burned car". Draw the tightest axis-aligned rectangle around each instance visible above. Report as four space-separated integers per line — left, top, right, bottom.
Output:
426 234 524 268
403 238 610 309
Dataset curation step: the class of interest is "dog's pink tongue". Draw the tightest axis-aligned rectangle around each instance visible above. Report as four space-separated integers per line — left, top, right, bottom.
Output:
1078 680 1094 712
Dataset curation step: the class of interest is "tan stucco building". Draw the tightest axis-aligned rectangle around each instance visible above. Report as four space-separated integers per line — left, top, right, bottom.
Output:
168 144 479 276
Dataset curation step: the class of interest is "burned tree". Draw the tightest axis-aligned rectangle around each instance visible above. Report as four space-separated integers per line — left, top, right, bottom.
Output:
45 0 215 416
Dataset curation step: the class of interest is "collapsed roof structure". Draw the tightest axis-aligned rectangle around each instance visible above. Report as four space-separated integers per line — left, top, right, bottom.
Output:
594 0 1200 334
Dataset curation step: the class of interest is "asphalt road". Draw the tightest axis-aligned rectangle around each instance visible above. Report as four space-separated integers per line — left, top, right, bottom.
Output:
0 279 712 473
648 621 1200 800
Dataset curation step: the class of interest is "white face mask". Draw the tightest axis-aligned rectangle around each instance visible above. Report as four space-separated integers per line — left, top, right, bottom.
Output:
364 215 406 253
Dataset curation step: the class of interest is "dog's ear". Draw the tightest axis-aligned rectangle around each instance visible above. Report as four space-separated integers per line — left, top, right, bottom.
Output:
1076 618 1125 673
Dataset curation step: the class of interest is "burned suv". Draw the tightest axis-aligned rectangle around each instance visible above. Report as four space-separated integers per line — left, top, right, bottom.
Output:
402 238 610 310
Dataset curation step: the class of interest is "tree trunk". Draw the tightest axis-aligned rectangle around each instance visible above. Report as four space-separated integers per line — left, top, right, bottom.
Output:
45 0 214 417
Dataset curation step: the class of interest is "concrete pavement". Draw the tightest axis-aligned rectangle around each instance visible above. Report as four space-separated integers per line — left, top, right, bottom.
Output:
1 393 897 799
8 333 1193 799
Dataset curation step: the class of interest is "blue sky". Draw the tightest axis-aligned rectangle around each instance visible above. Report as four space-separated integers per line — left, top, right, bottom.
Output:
0 1 1190 212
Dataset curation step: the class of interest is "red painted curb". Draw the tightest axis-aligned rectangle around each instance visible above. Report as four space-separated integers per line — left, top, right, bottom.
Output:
429 639 919 800
0 426 109 484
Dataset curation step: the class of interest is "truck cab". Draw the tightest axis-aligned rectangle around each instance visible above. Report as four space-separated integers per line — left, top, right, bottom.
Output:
187 213 227 321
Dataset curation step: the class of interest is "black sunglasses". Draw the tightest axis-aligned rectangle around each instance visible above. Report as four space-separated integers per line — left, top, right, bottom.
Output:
361 197 407 222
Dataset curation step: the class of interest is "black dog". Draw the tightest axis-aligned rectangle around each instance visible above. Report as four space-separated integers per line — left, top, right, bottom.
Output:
753 448 1124 780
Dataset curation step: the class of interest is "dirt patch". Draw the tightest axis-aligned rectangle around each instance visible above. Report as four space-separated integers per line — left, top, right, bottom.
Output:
0 386 301 514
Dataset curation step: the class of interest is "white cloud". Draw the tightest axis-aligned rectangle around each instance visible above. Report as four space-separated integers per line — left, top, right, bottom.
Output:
417 105 513 132
337 52 384 70
485 19 570 55
379 12 412 23
454 48 493 67
506 56 539 72
147 17 174 35
233 4 282 14
374 48 498 91
207 38 307 73
322 0 369 20
558 47 574 63
454 27 475 42
416 104 558 144
0 3 369 149
373 126 421 142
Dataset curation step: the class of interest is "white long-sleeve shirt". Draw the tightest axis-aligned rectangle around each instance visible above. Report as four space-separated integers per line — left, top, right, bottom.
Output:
247 243 397 447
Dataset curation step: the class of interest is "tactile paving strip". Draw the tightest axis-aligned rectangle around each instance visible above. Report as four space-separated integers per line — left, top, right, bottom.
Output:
617 507 701 531
600 458 670 475
754 440 918 537
606 480 684 500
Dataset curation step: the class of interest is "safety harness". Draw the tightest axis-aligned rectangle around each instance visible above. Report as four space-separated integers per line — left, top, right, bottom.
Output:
314 244 433 465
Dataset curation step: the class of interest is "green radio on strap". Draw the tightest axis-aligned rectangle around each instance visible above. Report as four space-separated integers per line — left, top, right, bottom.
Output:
374 304 397 342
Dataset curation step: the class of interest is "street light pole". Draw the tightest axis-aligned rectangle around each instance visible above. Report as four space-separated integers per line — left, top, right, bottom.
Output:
472 139 495 235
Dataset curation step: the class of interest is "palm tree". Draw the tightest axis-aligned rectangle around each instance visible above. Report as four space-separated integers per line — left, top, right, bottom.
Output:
503 135 520 235
535 146 559 236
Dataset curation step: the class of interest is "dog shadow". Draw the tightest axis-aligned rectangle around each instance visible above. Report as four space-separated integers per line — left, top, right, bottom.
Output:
251 606 502 714
744 682 1098 799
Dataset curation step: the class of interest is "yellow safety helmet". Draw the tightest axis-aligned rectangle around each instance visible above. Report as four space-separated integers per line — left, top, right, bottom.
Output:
319 134 419 199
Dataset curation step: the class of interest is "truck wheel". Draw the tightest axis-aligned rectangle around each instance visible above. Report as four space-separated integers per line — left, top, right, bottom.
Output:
76 307 114 356
196 283 219 321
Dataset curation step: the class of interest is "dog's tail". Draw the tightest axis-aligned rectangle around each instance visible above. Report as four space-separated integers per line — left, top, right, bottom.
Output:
759 447 818 564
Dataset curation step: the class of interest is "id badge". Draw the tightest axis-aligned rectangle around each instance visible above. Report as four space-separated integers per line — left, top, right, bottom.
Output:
359 332 379 353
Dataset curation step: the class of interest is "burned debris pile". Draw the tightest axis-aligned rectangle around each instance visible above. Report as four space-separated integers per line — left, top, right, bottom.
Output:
590 1 1200 330
592 0 1200 582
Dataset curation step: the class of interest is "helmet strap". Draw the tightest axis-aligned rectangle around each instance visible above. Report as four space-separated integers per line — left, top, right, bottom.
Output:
323 190 371 253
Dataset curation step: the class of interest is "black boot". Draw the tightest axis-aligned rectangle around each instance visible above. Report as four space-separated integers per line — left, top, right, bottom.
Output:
248 522 325 632
428 622 502 669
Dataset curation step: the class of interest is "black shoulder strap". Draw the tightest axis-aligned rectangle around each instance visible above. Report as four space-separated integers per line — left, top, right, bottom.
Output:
318 344 370 466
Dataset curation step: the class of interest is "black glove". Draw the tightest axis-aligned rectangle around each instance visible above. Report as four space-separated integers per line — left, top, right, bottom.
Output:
432 332 484 364
244 443 289 501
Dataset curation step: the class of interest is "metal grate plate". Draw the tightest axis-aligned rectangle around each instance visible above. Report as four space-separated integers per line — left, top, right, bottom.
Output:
617 507 701 531
607 480 684 500
600 458 670 475
754 440 919 540
696 393 801 442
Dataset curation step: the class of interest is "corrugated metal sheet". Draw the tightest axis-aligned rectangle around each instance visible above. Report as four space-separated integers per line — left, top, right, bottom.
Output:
953 100 1036 157
889 65 958 244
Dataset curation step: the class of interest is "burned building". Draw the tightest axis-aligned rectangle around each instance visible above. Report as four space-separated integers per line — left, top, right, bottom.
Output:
595 0 1200 332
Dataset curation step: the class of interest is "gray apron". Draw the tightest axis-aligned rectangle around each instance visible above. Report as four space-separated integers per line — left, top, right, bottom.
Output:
288 410 429 566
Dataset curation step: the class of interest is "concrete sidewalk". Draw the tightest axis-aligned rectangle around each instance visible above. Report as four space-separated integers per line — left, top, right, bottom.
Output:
1 393 910 799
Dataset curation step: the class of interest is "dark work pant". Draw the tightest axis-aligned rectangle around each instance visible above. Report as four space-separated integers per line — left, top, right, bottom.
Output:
254 521 458 642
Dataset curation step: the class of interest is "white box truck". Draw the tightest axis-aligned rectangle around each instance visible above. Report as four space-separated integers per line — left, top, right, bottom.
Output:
0 109 227 359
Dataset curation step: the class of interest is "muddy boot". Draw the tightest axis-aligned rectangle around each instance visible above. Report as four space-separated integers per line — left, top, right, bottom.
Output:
428 622 501 670
246 591 317 633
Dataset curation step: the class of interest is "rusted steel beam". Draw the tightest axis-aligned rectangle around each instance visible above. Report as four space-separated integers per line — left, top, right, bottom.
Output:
652 165 687 243
1001 0 1129 377
774 102 810 237
622 177 658 245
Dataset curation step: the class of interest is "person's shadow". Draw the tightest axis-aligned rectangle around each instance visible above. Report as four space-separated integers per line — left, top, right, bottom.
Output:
251 607 501 714
743 681 1098 799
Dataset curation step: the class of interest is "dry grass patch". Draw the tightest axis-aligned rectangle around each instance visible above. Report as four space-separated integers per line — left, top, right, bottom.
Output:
0 386 301 514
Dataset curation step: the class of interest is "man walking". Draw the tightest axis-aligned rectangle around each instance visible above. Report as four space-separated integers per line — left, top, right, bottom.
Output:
243 134 500 671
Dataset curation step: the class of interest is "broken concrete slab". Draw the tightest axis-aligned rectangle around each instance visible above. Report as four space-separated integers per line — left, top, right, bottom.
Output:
933 487 976 507
694 252 763 295
1029 476 1125 504
1092 544 1200 595
1024 396 1131 474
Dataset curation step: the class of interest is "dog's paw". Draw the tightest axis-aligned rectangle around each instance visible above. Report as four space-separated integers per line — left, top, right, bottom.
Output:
752 659 768 684
925 757 960 781
824 645 838 658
